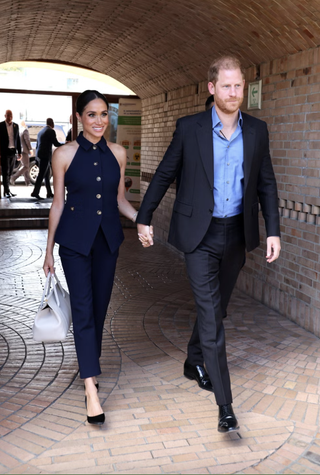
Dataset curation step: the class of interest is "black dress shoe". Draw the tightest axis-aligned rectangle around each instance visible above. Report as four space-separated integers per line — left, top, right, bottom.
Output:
47 193 54 199
184 360 214 392
87 412 105 425
4 192 11 198
31 192 44 200
84 395 105 425
218 404 239 433
9 191 16 197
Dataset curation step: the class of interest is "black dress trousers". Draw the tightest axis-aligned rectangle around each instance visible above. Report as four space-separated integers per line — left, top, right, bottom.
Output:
184 214 245 406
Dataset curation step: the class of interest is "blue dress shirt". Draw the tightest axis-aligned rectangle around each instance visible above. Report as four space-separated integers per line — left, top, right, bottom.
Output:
211 106 244 218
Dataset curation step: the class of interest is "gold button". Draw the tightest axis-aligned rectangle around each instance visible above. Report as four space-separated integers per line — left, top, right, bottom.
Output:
94 162 98 166
97 210 102 215
96 194 101 199
70 206 74 211
96 177 101 181
93 145 97 150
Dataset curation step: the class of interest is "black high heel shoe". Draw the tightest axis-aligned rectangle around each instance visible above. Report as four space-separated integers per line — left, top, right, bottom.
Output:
84 395 105 425
87 412 105 425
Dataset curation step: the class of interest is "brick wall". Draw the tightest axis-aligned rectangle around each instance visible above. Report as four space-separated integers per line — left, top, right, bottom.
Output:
140 47 320 336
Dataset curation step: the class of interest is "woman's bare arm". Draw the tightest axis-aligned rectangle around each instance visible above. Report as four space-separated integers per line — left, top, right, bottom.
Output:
43 143 78 275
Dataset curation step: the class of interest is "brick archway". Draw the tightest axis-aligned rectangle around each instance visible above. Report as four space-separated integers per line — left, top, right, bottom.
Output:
1 0 319 98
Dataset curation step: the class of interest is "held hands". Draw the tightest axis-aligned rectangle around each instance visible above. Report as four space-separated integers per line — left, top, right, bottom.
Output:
137 224 154 248
266 236 281 263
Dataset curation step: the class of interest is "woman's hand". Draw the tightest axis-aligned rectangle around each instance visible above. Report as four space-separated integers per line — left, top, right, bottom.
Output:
43 252 55 276
137 224 154 248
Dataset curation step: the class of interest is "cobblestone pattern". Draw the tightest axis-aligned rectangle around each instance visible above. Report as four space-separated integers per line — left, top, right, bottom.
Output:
0 229 320 474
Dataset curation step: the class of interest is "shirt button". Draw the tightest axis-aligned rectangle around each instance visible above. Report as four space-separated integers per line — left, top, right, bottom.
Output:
93 145 97 150
70 207 74 211
96 177 101 181
226 198 229 201
96 194 101 199
97 210 102 215
226 181 229 184
94 162 98 166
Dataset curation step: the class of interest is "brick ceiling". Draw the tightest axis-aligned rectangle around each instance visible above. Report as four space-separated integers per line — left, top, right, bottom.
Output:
2 0 320 98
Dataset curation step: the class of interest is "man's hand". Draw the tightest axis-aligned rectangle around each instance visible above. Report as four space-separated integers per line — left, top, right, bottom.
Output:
266 236 281 263
137 223 154 247
17 154 22 161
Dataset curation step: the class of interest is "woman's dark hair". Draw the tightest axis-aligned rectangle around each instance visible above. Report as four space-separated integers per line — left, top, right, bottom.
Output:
76 90 109 115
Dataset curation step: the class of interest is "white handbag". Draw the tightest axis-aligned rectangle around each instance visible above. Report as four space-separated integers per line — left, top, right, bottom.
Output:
33 272 72 343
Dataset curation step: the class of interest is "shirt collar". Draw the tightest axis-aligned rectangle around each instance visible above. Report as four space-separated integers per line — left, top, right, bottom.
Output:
211 105 243 129
76 131 107 152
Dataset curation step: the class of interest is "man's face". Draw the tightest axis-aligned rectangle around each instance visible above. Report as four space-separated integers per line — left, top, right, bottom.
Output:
5 110 13 124
208 68 245 115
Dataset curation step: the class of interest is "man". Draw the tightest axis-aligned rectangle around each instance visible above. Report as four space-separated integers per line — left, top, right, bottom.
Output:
65 114 73 142
137 55 281 433
0 110 21 198
31 118 63 200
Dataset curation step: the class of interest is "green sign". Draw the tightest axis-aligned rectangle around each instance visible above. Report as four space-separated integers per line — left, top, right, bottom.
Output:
247 80 262 110
118 116 141 126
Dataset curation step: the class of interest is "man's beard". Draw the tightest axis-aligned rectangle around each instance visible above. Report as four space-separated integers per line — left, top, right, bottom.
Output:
215 95 243 114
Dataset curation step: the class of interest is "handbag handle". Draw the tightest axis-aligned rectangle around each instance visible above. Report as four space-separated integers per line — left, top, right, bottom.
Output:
39 273 66 309
39 273 52 310
51 273 66 307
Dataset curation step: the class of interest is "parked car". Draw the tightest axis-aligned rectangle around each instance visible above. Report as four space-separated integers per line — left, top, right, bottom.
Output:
13 123 66 185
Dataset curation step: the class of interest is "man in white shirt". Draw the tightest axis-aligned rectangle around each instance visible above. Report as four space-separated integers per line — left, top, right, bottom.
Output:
0 110 21 198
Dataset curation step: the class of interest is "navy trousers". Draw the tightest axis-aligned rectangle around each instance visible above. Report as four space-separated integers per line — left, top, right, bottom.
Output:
184 214 245 406
59 227 118 379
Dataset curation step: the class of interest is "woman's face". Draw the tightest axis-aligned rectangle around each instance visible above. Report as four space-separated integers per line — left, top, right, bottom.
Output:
77 98 109 143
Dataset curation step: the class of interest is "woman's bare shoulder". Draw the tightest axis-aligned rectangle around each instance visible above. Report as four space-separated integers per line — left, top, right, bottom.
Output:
107 141 126 162
54 141 78 159
52 141 79 171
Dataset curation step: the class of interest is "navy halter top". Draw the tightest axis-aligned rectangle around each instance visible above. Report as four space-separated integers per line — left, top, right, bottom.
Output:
55 132 124 255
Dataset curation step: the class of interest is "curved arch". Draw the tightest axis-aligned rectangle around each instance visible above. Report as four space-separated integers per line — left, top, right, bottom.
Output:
0 0 318 98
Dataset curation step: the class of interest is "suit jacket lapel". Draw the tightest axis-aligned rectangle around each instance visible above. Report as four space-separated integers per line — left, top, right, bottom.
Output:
196 111 213 189
242 115 255 191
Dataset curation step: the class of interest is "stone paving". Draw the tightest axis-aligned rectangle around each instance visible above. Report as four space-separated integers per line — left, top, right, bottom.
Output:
0 222 320 474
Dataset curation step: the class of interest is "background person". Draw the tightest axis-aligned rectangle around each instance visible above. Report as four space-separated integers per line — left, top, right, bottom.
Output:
43 90 138 426
11 120 32 186
65 114 72 142
0 110 21 198
31 118 63 200
205 94 214 110
137 55 281 433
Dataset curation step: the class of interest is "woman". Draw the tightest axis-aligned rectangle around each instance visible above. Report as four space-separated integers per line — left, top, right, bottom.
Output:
43 90 139 425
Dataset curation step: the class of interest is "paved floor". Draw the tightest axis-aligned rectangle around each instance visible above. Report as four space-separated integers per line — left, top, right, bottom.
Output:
0 204 320 473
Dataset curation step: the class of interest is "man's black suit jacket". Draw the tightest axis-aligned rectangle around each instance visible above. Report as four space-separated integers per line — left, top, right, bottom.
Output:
36 126 61 161
137 108 280 254
0 121 21 156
